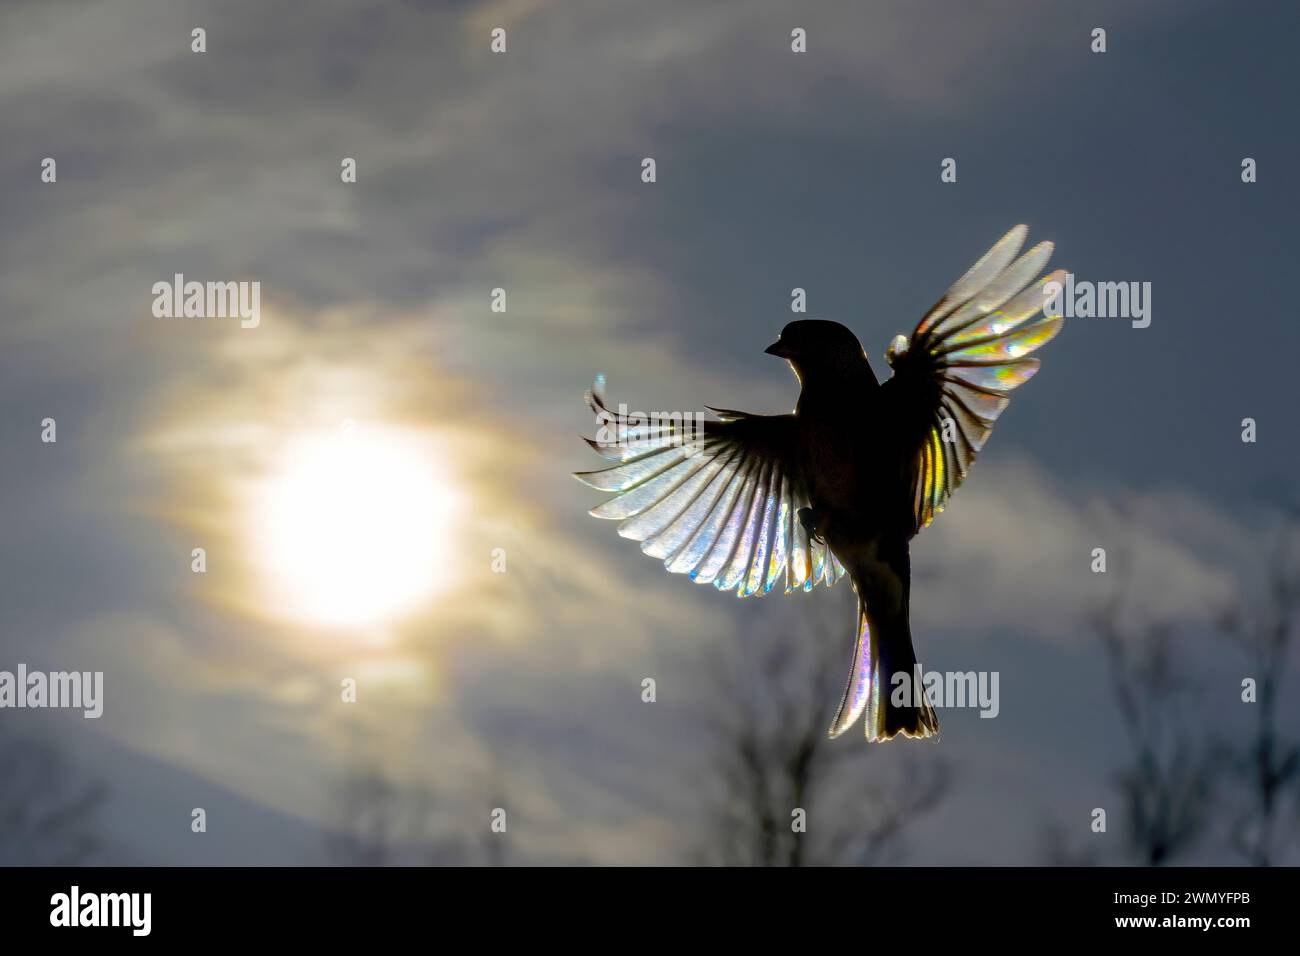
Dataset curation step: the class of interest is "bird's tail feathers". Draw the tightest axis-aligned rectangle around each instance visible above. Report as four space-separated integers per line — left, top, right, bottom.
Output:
828 595 938 742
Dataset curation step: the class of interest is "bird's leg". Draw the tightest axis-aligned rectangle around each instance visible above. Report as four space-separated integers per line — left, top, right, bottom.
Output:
798 507 825 545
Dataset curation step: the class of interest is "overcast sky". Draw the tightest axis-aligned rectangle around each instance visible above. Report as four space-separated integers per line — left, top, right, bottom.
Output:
2 0 1298 865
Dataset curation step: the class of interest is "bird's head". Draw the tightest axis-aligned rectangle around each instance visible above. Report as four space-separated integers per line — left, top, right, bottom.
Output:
764 320 869 378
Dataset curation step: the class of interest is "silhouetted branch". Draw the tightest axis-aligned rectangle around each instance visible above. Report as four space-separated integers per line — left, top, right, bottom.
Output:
1216 519 1300 865
1090 594 1219 865
325 762 466 866
695 594 949 866
0 731 106 866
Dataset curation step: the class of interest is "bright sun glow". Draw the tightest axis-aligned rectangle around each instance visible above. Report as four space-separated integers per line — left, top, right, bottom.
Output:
251 426 459 628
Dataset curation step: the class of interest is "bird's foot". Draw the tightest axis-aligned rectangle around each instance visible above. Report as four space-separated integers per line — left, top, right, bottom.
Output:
798 507 826 545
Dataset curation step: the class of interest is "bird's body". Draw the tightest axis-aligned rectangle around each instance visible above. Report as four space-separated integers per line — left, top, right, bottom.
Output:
777 320 938 738
576 226 1066 741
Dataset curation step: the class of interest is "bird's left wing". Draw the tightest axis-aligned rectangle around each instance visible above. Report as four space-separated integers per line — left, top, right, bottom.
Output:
883 224 1066 533
575 376 845 596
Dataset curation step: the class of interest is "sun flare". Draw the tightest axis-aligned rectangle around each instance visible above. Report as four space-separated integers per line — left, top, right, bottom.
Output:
249 425 459 628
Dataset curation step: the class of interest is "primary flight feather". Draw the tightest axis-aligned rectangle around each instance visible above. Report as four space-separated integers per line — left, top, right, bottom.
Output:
575 225 1065 741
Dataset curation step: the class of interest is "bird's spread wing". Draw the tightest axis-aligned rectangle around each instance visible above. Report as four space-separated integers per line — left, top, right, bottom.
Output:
575 376 846 596
884 224 1066 533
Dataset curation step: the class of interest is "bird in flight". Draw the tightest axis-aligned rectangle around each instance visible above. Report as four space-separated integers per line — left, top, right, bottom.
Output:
576 226 1065 741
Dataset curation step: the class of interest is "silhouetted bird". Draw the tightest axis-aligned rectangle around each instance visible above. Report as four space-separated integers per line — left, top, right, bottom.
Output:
576 226 1065 740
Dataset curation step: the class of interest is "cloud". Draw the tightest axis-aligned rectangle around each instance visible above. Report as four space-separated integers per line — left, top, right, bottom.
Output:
912 455 1245 646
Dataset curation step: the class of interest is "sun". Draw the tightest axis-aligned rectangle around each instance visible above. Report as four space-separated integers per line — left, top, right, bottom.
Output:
249 425 460 628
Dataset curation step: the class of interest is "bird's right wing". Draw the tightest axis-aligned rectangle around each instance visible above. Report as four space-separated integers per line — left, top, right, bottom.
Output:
575 376 845 596
883 224 1066 533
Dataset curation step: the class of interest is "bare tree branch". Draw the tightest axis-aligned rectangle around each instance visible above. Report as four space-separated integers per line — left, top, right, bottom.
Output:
1216 518 1300 865
1090 585 1219 865
693 593 950 866
0 731 106 866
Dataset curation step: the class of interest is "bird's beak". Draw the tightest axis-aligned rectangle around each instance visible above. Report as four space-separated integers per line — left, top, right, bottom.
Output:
764 340 790 358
